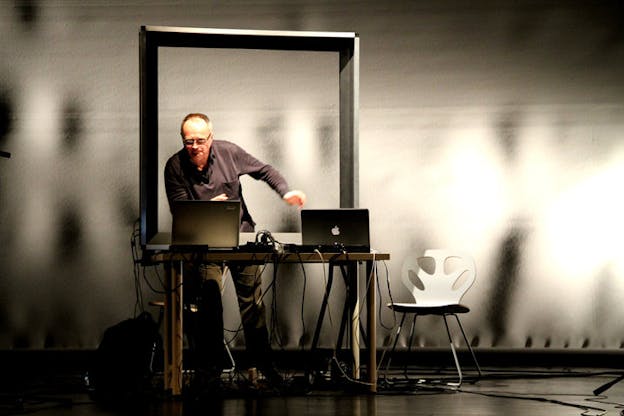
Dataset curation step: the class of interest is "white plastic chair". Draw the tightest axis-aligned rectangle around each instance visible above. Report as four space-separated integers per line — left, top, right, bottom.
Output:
381 249 481 387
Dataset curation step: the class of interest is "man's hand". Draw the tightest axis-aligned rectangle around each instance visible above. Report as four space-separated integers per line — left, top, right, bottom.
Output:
210 193 229 201
283 190 306 207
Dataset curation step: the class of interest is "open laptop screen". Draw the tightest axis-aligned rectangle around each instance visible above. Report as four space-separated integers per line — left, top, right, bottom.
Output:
300 208 370 252
170 200 240 250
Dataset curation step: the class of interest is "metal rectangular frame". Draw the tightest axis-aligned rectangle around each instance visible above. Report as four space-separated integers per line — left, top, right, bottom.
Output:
139 25 359 248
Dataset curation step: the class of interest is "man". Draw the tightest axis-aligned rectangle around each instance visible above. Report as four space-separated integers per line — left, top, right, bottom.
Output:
164 113 305 390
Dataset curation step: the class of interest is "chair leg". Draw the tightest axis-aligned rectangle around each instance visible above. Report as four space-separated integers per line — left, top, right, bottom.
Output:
452 314 482 378
380 312 407 379
223 338 236 374
404 314 417 379
442 315 462 387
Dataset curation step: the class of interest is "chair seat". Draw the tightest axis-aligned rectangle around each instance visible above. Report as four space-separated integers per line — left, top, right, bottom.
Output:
387 302 470 315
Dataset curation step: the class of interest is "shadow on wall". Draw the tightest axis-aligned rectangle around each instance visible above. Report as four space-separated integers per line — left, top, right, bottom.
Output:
54 203 84 263
496 108 522 165
581 2 624 58
55 96 86 263
0 84 15 338
15 0 39 32
485 226 525 347
0 85 13 151
256 116 285 167
317 117 337 169
61 97 84 153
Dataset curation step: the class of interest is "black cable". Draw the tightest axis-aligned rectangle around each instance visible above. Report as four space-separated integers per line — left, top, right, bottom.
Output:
378 259 397 330
130 219 144 316
130 218 185 314
593 373 624 395
458 388 607 416
377 375 610 415
269 260 284 349
295 252 308 346
586 395 624 412
141 262 167 294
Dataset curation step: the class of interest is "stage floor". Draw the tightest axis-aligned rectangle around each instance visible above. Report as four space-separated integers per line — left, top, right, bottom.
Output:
2 367 624 416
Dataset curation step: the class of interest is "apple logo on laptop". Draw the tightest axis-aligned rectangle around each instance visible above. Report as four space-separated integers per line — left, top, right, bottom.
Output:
331 225 340 236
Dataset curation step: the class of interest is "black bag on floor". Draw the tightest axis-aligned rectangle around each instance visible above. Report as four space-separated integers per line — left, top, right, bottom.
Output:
89 311 161 401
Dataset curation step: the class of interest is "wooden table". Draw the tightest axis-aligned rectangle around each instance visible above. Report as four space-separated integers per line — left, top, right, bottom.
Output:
150 250 390 395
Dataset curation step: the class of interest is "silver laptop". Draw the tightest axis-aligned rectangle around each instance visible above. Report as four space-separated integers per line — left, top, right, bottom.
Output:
300 208 370 252
170 200 241 250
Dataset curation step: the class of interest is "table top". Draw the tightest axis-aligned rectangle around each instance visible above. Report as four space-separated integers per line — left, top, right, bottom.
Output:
150 250 389 263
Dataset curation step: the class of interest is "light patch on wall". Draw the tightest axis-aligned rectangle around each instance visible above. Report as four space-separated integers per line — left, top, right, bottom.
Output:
436 128 509 250
20 83 60 155
282 110 339 209
285 111 316 174
509 121 624 348
542 156 624 280
12 80 61 266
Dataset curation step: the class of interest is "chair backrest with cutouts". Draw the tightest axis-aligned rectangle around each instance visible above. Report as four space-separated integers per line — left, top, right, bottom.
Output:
401 249 476 307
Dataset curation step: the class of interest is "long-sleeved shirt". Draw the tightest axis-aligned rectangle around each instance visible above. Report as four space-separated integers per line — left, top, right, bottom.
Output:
164 139 290 232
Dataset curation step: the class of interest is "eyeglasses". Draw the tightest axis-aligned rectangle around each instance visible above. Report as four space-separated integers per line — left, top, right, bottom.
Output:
183 137 209 146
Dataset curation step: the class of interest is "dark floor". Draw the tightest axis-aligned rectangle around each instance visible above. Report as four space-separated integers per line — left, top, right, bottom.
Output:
2 364 624 416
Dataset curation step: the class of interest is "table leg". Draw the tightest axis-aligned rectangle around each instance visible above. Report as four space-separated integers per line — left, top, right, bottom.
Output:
349 263 360 380
366 260 377 393
164 261 184 396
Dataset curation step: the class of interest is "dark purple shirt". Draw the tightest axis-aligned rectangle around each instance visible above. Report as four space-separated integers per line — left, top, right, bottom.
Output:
164 139 290 232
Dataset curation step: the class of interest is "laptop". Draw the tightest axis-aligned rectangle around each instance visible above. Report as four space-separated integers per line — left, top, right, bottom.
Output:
300 208 370 253
170 200 241 251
